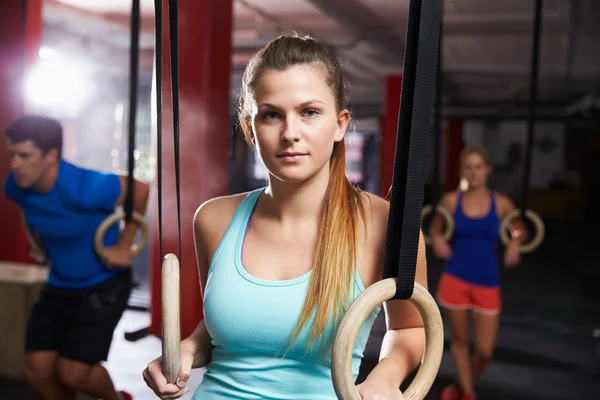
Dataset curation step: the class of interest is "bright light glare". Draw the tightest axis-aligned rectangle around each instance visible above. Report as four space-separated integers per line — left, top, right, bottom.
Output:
38 47 58 59
25 59 93 113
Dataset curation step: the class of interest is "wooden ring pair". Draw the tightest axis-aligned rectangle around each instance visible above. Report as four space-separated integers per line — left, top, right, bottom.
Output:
93 211 149 260
421 205 545 253
161 256 445 399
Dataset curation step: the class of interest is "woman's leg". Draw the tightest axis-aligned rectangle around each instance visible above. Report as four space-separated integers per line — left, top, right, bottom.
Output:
471 311 499 383
446 309 475 396
437 273 475 398
470 284 501 386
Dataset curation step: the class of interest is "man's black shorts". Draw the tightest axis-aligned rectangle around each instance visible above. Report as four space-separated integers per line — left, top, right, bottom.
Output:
25 269 132 365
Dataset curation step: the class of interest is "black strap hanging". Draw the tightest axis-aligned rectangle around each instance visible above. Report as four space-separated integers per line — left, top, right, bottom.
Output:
430 2 444 207
155 0 183 262
154 0 163 258
383 0 442 300
519 0 543 216
124 0 141 222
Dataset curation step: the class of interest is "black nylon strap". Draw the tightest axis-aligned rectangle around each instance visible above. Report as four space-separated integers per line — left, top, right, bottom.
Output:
383 0 442 300
431 2 443 207
520 0 543 216
154 0 163 258
167 0 183 261
155 0 182 261
125 0 140 222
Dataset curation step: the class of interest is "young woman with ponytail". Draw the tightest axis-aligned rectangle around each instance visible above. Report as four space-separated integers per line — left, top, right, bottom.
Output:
143 33 429 400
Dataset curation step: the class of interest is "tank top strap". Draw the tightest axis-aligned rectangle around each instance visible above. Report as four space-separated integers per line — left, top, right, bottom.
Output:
454 190 464 216
232 187 263 239
208 187 264 273
489 190 498 216
237 188 264 222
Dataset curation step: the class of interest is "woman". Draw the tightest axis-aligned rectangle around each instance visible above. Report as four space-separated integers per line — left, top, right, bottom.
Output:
143 34 429 400
430 146 525 400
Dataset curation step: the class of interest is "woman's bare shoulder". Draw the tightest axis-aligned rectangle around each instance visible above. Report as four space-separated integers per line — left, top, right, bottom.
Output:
439 191 459 211
493 191 516 217
193 192 253 251
359 192 390 231
354 192 389 287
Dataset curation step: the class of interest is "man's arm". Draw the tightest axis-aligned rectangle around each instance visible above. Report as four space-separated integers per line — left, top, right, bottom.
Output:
114 175 150 249
78 170 150 249
5 174 47 263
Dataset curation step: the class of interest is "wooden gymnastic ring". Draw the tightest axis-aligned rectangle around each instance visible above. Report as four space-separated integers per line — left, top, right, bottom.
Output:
421 204 454 245
499 209 545 254
93 211 148 259
161 253 181 384
332 279 444 400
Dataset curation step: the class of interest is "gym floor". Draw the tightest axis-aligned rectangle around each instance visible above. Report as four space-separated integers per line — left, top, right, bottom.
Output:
2 220 599 399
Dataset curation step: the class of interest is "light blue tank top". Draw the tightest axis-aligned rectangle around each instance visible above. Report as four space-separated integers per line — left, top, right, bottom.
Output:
194 188 381 400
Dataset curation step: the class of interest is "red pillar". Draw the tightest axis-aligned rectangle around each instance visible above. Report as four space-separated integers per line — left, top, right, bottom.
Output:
149 0 233 338
380 75 402 199
0 0 43 263
443 119 464 192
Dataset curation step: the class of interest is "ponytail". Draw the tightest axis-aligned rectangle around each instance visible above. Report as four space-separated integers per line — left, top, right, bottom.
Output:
290 140 365 352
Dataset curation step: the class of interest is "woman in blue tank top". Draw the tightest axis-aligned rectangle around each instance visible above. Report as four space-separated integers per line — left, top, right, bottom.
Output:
429 146 527 400
143 34 430 400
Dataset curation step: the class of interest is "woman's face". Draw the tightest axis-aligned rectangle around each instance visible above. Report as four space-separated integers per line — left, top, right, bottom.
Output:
461 152 490 190
249 64 350 185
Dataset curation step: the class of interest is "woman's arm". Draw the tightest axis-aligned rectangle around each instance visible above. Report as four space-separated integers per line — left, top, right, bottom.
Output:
364 230 428 388
143 197 237 397
182 201 227 368
184 195 246 368
496 193 528 243
180 319 213 369
429 192 456 240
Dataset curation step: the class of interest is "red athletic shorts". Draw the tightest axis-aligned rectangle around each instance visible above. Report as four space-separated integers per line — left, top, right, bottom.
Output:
436 273 501 315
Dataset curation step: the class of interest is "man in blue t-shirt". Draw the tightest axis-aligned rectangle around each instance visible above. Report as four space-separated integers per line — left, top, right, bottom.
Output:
4 115 150 400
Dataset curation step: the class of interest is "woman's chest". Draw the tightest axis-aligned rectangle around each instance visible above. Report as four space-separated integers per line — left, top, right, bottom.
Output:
203 268 325 356
461 195 492 218
242 225 317 281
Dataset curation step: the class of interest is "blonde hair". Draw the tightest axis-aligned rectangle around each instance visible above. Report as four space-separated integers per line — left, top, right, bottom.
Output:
238 34 365 351
460 145 491 166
